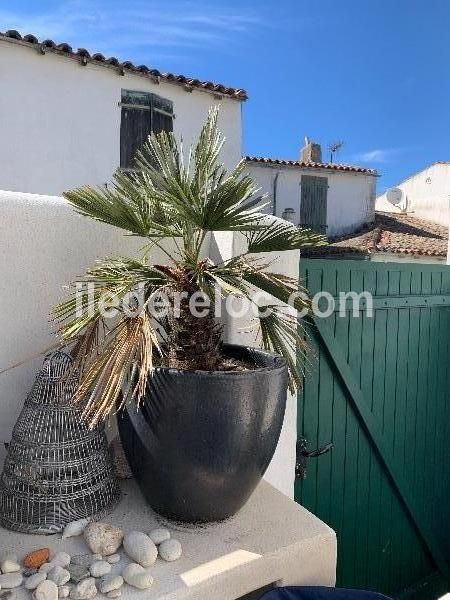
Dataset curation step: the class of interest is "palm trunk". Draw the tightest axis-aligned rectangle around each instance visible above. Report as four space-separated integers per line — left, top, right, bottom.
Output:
167 284 223 371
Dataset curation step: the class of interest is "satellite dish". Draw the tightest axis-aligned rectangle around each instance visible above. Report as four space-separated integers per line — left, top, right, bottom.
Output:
386 187 403 206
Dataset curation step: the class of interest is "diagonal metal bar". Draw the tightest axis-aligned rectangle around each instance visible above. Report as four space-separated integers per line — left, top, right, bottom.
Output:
311 315 450 583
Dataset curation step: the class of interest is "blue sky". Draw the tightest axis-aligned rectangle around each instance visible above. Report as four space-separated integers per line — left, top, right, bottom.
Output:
2 0 449 192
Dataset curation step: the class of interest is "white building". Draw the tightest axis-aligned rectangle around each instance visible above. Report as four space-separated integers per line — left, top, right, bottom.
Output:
0 30 245 196
376 161 450 226
246 141 377 238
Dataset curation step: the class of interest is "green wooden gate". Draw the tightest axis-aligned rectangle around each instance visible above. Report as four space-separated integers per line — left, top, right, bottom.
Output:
296 259 450 599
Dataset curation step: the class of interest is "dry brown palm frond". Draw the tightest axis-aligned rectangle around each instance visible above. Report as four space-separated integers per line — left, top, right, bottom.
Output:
76 313 160 428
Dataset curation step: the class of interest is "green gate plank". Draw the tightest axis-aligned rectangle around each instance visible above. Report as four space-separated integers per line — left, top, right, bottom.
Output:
311 314 450 584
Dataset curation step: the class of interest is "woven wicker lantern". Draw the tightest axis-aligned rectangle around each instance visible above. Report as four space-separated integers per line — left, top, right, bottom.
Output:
0 351 120 534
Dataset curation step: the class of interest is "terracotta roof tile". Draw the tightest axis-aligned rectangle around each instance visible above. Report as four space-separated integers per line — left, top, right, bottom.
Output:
303 212 448 258
0 29 248 101
245 155 377 175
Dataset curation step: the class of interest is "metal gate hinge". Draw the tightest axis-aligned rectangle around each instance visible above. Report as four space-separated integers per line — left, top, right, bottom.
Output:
295 437 333 480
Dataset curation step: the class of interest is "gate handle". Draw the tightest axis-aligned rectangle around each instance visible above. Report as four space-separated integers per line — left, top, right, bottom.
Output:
295 438 333 480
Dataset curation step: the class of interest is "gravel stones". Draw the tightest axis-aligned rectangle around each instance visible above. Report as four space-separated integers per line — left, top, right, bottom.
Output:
122 564 153 590
148 528 170 545
84 523 123 556
58 587 70 599
25 573 48 591
99 575 123 594
158 539 182 562
50 554 71 569
33 580 58 600
70 578 97 600
123 532 157 567
105 555 120 565
89 562 111 578
0 574 23 589
67 564 90 584
47 566 70 587
71 556 91 568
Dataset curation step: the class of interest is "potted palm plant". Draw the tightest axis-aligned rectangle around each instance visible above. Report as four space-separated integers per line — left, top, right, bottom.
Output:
54 108 326 522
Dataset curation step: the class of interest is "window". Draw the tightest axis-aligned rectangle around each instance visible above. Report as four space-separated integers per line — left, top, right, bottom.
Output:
120 90 174 169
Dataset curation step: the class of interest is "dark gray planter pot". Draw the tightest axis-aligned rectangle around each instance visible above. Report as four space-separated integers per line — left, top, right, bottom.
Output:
118 344 288 522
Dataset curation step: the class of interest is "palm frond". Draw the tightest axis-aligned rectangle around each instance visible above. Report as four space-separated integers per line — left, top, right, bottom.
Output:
257 305 308 393
77 313 160 428
247 221 327 253
242 269 311 314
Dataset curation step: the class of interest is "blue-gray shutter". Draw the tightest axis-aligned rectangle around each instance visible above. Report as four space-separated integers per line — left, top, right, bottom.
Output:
300 175 328 234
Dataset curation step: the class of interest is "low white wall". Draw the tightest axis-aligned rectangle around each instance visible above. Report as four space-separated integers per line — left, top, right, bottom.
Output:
0 190 299 498
247 163 376 237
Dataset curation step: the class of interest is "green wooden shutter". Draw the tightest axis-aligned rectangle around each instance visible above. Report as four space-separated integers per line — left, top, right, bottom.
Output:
300 175 328 234
120 90 174 169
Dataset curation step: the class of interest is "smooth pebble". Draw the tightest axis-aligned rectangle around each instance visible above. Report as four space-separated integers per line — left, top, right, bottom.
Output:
39 564 54 575
89 562 110 578
1 558 21 574
106 591 121 599
48 567 70 587
51 554 71 569
70 577 97 600
99 575 123 594
123 532 157 567
67 564 89 584
122 564 153 590
105 555 120 565
0 574 23 589
158 538 182 562
25 573 48 590
148 528 170 545
33 580 58 600
90 556 102 562
58 587 70 599
62 518 89 540
84 523 123 556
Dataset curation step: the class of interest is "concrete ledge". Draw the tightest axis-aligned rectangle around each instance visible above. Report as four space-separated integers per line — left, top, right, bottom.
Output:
0 478 336 600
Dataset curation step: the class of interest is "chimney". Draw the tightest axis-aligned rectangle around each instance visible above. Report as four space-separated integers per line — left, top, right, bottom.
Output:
300 137 322 163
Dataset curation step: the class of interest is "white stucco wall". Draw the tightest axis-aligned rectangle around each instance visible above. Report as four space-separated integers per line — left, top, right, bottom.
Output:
0 39 243 196
0 190 298 499
246 162 376 238
376 162 450 226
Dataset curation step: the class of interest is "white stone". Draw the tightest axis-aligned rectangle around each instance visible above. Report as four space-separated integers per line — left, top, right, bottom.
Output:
123 532 157 567
106 591 121 599
89 562 111 578
0 574 23 589
58 587 70 599
158 538 182 562
39 564 54 575
121 564 153 590
1 558 21 574
33 580 58 600
25 573 47 590
99 575 123 594
105 555 120 565
90 556 102 563
70 578 97 600
48 567 70 587
51 554 71 569
148 528 170 545
62 518 89 540
84 523 123 557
